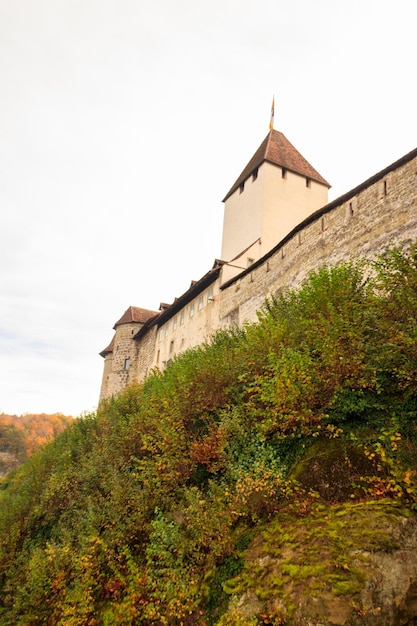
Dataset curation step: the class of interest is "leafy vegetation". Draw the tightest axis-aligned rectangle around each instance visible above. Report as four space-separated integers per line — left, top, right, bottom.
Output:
1 245 417 624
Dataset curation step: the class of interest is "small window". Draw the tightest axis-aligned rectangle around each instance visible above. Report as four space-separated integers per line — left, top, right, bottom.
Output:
173 316 177 330
189 302 195 317
180 310 185 325
239 182 245 194
247 257 255 267
281 168 287 179
124 358 130 370
346 197 357 217
306 178 311 188
165 323 169 337
169 340 174 355
252 167 258 181
207 287 214 303
158 329 163 342
198 295 204 311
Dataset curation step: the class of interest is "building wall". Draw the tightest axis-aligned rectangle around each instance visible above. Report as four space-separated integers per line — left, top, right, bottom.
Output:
149 282 220 372
99 150 417 403
220 161 328 278
99 321 144 401
219 154 417 325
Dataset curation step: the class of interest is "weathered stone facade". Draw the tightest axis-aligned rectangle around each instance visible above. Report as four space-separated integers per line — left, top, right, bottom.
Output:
99 133 417 404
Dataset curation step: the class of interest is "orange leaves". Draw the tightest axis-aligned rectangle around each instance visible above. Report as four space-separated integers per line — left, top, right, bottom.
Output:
0 412 73 458
189 425 227 472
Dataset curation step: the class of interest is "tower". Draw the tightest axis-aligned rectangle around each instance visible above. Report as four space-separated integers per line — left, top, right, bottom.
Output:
220 128 330 283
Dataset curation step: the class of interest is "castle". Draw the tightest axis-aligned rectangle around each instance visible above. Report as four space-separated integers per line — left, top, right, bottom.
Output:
99 125 417 403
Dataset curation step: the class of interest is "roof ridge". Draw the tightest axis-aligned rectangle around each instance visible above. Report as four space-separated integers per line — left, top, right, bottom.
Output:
223 129 329 201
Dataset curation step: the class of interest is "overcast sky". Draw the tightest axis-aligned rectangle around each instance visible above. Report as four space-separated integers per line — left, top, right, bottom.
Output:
1 0 416 417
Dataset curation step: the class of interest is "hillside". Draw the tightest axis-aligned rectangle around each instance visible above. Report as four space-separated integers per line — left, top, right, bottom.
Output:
1 245 417 625
0 413 73 477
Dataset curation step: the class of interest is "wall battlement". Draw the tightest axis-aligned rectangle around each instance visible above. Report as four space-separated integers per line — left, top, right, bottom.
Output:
99 137 417 404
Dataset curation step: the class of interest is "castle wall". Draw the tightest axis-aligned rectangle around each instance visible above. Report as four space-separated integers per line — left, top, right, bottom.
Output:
149 281 220 371
99 149 417 403
133 324 158 381
221 161 328 275
100 321 144 400
99 353 114 403
219 153 417 325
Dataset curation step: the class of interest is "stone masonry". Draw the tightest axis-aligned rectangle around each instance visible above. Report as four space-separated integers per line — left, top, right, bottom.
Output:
99 145 417 403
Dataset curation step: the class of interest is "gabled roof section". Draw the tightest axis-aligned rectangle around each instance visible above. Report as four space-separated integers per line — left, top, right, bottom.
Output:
223 129 330 201
114 306 159 329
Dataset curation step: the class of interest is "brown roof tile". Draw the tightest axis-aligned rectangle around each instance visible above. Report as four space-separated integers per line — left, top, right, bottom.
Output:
223 129 330 201
114 306 159 328
99 336 115 358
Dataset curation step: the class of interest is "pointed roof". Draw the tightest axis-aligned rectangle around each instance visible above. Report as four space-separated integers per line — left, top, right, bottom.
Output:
223 129 330 201
114 305 158 329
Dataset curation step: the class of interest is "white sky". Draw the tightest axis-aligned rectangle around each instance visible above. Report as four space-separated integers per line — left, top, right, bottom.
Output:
1 0 416 417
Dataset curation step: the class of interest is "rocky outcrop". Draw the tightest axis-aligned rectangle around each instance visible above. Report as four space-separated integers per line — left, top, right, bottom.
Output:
225 503 417 625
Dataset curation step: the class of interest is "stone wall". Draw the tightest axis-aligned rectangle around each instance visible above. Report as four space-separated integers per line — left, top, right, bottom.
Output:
99 148 417 402
219 150 417 326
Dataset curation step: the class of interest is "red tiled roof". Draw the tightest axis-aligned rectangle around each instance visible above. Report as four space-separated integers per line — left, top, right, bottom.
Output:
114 306 159 328
223 129 330 201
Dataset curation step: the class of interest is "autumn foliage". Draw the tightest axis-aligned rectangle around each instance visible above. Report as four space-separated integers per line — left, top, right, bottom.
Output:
0 245 417 624
0 413 73 475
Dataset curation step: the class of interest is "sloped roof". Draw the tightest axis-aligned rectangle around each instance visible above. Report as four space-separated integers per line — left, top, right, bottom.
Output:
114 306 159 329
221 144 417 290
133 260 224 341
99 336 115 358
223 129 330 201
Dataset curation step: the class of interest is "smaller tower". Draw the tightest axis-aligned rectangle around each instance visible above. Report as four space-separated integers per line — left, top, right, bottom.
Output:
221 128 330 283
99 305 158 402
